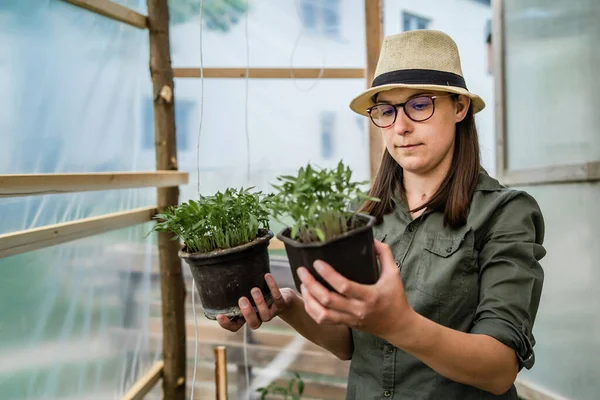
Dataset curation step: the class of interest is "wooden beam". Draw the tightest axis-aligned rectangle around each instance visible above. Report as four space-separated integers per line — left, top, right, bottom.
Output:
173 67 365 79
492 0 507 178
112 325 350 379
0 171 188 198
214 346 228 400
0 206 156 259
147 0 187 399
365 0 384 180
62 0 147 29
188 363 347 400
121 360 164 400
500 162 600 187
268 238 285 250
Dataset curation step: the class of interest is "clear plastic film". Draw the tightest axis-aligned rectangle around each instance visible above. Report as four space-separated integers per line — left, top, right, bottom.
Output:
1 0 160 399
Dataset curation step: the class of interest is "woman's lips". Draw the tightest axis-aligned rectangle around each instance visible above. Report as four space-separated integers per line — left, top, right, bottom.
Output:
398 144 422 149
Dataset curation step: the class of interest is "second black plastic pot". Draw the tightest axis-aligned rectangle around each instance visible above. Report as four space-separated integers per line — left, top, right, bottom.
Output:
277 214 379 292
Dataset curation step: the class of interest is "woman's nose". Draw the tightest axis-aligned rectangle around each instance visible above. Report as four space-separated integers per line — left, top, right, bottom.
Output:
392 107 412 136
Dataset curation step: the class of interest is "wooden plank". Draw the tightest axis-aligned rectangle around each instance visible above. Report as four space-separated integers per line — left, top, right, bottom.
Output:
188 364 346 400
515 379 570 400
268 238 285 250
364 0 384 180
189 337 349 379
111 327 350 379
62 0 147 29
149 319 328 356
492 0 507 178
500 162 600 186
147 0 187 398
173 68 365 79
0 206 156 259
121 360 164 400
0 171 188 198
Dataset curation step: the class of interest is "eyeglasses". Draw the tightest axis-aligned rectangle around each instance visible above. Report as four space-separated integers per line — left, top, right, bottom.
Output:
366 95 453 128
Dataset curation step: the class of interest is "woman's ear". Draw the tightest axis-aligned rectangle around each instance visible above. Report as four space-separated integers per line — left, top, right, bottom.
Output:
455 95 471 123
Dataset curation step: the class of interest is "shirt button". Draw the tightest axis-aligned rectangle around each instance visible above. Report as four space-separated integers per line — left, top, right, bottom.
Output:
395 261 400 267
384 390 392 397
406 225 414 233
446 247 452 253
386 345 394 353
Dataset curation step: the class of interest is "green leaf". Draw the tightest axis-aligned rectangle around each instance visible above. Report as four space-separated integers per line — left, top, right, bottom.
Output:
315 227 325 242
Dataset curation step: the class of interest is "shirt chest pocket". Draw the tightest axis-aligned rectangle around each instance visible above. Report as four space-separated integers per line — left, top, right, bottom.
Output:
416 227 477 299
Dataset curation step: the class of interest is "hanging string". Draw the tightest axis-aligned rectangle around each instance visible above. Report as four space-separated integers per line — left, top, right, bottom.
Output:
243 4 252 400
291 0 326 91
190 279 199 400
191 0 205 398
244 0 251 183
196 0 205 197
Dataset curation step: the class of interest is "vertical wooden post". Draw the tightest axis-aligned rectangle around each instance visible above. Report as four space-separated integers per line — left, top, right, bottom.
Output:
146 1 186 399
365 0 384 180
214 346 228 400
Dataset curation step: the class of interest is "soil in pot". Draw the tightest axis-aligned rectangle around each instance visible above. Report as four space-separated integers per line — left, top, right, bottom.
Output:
277 214 379 293
179 230 274 320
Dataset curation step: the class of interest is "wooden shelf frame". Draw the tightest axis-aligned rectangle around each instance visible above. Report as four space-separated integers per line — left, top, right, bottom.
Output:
62 0 148 29
0 171 189 198
0 206 157 259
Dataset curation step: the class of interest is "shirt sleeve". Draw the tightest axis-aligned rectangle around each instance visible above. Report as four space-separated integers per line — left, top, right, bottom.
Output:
470 190 546 370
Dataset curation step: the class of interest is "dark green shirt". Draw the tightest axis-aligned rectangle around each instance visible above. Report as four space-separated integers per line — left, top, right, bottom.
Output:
346 170 546 400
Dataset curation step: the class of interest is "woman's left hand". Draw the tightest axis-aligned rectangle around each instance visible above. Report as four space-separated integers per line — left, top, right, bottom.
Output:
297 240 415 339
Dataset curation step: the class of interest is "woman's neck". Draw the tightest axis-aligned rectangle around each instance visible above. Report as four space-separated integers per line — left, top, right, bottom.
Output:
403 164 450 211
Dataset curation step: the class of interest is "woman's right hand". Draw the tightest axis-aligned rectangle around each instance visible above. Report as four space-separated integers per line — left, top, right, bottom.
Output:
216 273 297 332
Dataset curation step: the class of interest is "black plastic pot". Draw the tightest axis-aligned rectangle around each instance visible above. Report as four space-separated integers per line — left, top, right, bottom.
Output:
179 230 274 320
277 214 379 292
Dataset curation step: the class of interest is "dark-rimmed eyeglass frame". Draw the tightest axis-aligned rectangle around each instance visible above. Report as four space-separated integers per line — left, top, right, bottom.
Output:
366 94 453 128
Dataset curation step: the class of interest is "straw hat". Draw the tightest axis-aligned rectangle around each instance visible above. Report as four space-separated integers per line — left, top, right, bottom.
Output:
350 30 485 116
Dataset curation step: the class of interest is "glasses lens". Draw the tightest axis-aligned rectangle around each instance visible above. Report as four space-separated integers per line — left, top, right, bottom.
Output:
369 104 396 127
405 96 434 121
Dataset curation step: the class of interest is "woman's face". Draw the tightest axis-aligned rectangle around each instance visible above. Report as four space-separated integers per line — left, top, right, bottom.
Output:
374 88 470 176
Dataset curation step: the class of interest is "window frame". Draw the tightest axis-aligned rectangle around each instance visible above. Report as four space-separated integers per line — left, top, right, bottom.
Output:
492 0 600 186
401 11 430 32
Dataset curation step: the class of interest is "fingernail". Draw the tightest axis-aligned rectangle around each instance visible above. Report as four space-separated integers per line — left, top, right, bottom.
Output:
240 298 249 307
297 268 306 280
251 289 260 298
314 260 324 273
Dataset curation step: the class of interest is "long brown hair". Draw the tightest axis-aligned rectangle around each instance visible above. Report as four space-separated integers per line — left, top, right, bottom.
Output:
359 105 480 229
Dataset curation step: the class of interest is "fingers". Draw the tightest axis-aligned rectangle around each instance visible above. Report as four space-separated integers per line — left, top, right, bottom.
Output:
216 314 245 332
300 284 358 327
265 273 286 310
310 260 367 300
297 266 360 313
373 240 399 277
250 287 272 323
238 296 262 330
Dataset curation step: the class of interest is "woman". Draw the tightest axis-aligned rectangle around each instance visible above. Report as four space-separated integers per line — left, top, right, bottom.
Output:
217 30 545 399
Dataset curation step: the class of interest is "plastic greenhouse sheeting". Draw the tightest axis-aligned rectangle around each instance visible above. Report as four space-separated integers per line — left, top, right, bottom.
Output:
1 1 162 399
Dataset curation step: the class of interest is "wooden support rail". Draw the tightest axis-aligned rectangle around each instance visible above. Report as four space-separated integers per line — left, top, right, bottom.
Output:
173 67 365 79
62 0 148 29
121 360 164 400
0 171 188 198
0 206 157 259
